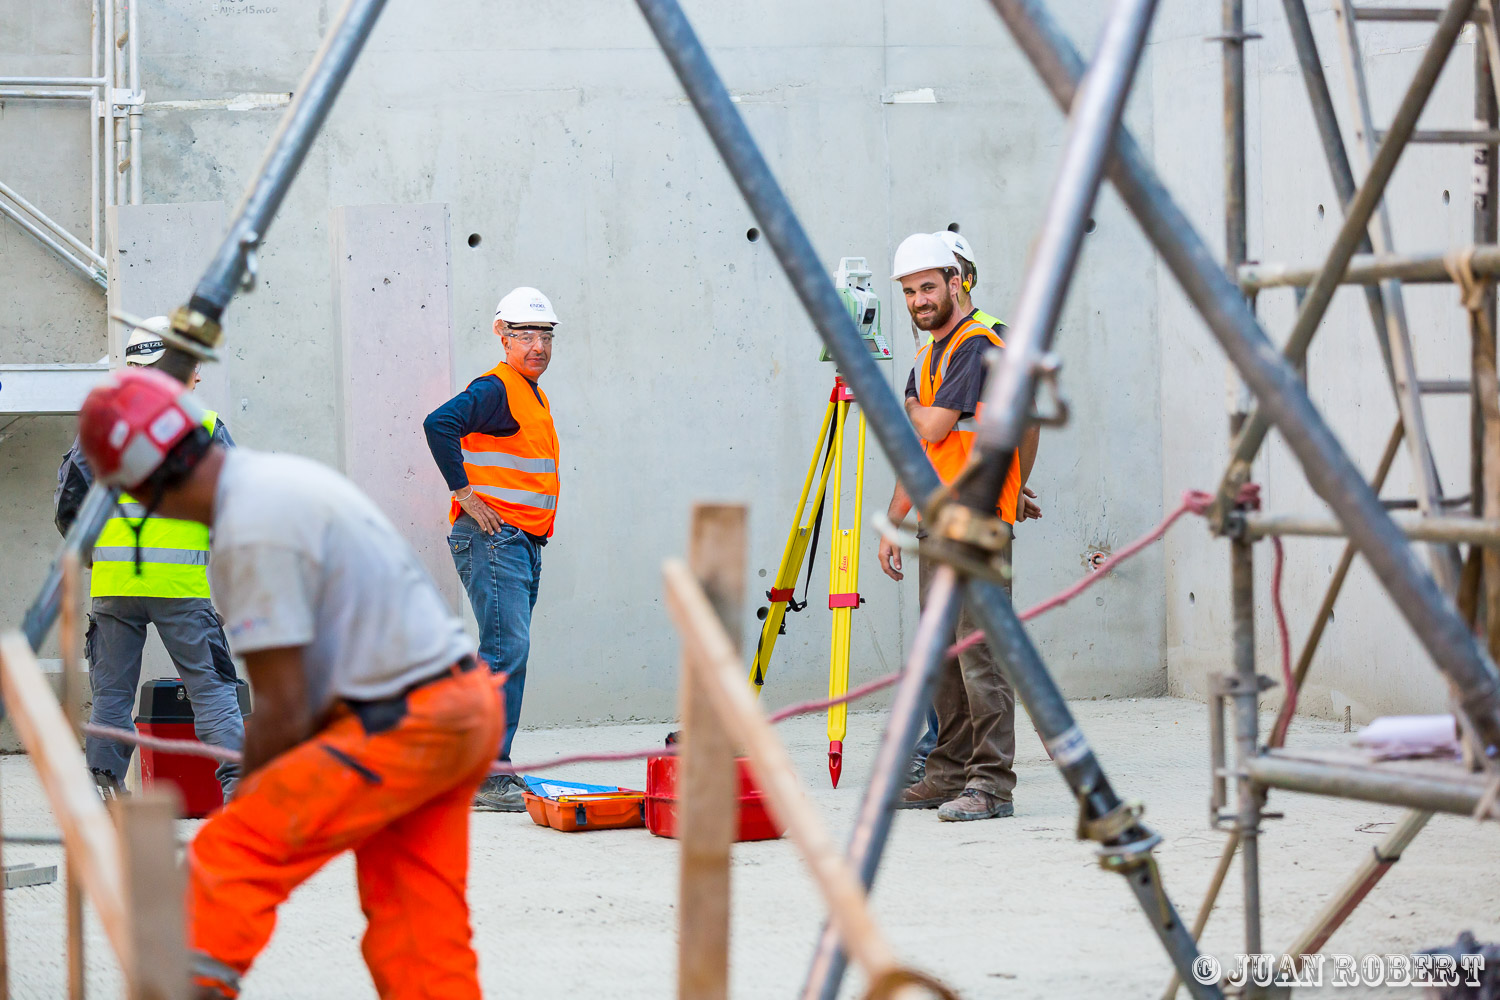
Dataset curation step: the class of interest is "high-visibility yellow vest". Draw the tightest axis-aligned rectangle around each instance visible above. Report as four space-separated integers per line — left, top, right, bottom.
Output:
90 411 217 600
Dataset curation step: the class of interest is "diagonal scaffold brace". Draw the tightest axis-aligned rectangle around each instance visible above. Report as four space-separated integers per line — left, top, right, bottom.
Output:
20 0 392 653
630 1 1222 997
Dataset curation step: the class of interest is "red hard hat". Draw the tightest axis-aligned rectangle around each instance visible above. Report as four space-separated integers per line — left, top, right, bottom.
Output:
78 368 206 491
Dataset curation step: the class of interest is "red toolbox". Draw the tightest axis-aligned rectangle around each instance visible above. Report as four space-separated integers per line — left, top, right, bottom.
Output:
135 678 250 818
645 753 784 842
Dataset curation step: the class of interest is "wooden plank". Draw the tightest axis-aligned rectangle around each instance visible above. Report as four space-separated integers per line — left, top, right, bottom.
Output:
61 553 85 1000
0 631 127 961
117 792 189 1000
676 505 745 1000
662 559 904 984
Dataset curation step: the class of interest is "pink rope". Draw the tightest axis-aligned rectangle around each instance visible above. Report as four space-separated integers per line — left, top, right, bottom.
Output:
82 483 1295 779
82 722 242 764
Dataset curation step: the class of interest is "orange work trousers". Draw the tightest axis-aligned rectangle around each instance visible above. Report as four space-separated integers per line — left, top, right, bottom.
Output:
186 665 503 999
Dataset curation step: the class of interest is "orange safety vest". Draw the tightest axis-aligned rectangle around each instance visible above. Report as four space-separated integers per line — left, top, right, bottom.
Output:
912 314 1022 525
448 361 561 537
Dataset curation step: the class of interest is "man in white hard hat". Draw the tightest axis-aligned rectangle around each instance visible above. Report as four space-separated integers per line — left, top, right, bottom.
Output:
53 315 245 800
424 286 561 812
875 233 1040 821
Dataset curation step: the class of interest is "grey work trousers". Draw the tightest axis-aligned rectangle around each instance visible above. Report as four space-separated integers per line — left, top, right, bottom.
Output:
918 552 1017 800
85 595 245 794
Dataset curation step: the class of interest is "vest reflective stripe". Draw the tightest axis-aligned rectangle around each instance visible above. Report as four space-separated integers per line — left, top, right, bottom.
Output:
93 547 210 566
914 320 1022 525
90 410 218 599
460 451 557 474
450 363 561 537
471 484 558 510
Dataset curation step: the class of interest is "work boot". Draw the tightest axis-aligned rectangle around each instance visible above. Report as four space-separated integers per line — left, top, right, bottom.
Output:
92 768 125 803
936 788 1013 822
473 774 527 812
897 777 959 810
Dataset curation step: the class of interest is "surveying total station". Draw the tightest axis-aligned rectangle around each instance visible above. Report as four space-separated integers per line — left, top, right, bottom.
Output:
751 257 892 787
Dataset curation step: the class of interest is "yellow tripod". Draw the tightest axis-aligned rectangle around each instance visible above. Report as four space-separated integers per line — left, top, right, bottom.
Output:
750 376 866 787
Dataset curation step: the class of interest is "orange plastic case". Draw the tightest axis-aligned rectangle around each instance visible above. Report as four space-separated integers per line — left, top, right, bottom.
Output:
523 790 646 832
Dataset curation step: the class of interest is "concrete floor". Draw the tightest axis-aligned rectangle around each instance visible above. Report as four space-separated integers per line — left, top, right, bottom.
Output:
0 697 1494 999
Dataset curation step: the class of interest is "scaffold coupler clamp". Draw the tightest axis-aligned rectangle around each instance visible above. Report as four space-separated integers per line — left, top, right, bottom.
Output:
1084 799 1170 923
1027 350 1070 427
166 304 224 363
922 501 1014 586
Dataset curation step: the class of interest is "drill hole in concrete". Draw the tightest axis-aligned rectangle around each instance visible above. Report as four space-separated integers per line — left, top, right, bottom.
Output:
1084 217 1097 234
1188 592 1195 605
947 222 961 233
746 227 761 242
1443 189 1451 205
1317 204 1325 219
467 233 482 248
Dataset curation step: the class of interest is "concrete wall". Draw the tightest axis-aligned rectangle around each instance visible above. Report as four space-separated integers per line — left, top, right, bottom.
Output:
10 0 1479 731
1 1 1169 729
1153 1 1481 723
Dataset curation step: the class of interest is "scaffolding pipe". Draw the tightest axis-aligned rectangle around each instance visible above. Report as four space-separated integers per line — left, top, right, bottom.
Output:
185 0 390 325
1379 128 1500 144
1244 512 1500 544
0 76 107 86
973 0 1159 456
23 485 117 651
127 0 141 205
0 179 107 268
0 88 93 100
0 199 107 288
1215 0 1476 518
985 0 1500 752
800 569 962 1000
1247 755 1489 815
90 0 100 254
631 0 1220 995
1241 246 1500 288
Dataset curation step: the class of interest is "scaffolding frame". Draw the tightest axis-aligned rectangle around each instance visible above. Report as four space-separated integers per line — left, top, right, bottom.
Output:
0 0 146 290
1168 1 1500 995
11 0 1500 997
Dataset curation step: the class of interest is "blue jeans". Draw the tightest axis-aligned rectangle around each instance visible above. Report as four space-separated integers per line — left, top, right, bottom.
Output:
914 705 940 762
448 513 541 761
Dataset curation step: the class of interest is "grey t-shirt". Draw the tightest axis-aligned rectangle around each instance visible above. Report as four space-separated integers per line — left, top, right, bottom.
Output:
210 449 474 712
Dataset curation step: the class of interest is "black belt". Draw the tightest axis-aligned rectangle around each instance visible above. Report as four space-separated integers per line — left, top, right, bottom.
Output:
344 654 479 735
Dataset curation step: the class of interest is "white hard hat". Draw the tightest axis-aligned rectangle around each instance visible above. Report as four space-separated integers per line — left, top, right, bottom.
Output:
123 315 171 366
932 230 976 266
494 286 558 326
890 233 959 282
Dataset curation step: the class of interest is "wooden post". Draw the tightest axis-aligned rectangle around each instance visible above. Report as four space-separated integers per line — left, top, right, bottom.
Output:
116 791 189 1000
664 560 924 992
61 553 87 1000
0 632 127 960
676 504 745 1000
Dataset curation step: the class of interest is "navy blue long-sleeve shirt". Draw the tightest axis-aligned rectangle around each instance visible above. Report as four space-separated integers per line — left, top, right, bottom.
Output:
424 372 551 546
422 375 521 492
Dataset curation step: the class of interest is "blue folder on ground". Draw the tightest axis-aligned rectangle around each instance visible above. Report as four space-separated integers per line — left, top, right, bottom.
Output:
521 776 627 798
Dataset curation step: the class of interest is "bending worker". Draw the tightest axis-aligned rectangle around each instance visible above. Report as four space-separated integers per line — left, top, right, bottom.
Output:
877 232 1040 822
53 316 244 799
77 368 503 1000
424 286 561 812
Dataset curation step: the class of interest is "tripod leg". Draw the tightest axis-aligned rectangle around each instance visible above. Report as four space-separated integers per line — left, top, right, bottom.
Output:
750 398 838 691
826 401 857 787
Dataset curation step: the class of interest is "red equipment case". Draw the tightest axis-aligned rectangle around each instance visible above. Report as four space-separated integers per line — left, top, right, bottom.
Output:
135 678 250 818
645 753 783 841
